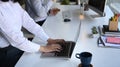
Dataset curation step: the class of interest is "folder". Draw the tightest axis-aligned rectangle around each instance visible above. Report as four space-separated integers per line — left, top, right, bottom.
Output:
98 36 120 49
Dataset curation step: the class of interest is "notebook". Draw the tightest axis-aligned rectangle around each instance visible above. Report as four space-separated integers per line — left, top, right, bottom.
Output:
41 41 76 58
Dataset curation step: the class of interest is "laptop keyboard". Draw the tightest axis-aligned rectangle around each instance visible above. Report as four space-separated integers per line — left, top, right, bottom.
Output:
55 41 75 57
41 41 76 58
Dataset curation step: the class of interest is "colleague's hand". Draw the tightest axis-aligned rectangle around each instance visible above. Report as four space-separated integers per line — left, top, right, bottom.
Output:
39 44 62 53
47 38 65 45
49 8 60 16
52 0 56 2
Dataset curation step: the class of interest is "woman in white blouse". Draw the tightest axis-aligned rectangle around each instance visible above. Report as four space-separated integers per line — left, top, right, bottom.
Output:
0 0 64 67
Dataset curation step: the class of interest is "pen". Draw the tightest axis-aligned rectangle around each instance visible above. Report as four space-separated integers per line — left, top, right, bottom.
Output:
99 36 105 46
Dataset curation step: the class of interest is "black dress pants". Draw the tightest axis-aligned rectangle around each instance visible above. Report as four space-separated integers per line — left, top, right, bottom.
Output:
0 45 24 67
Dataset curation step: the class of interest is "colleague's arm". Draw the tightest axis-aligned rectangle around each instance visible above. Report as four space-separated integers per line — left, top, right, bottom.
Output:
30 0 53 17
41 0 54 12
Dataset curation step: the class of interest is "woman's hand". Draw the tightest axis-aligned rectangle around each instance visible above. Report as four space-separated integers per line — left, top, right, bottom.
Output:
47 38 65 45
39 44 62 53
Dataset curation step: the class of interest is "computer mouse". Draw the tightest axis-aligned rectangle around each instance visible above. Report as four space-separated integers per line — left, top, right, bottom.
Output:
64 19 71 22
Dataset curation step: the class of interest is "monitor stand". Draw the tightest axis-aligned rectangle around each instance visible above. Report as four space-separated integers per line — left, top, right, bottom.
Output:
90 12 106 18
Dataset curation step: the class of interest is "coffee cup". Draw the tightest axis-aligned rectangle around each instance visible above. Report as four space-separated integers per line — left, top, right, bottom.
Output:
76 52 92 67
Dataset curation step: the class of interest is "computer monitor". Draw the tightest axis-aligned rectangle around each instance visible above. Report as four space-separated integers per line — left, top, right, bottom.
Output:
88 0 107 17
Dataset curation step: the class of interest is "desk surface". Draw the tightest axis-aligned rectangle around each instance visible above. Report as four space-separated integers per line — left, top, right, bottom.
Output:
42 4 81 42
15 4 120 67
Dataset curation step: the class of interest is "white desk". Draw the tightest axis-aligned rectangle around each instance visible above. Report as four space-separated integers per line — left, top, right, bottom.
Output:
42 5 81 42
15 4 120 67
110 3 120 13
73 6 120 67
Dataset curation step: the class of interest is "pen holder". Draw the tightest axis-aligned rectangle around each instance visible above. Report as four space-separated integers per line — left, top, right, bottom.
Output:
109 20 118 31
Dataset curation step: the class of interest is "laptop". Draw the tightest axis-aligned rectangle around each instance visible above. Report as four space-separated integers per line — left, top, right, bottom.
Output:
40 41 76 58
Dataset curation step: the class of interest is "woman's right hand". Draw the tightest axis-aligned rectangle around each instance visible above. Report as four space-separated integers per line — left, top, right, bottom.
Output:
39 44 62 53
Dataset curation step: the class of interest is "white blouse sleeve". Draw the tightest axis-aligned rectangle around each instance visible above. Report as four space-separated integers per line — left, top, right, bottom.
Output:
0 3 49 53
0 12 40 52
0 28 41 53
22 9 49 42
41 0 54 12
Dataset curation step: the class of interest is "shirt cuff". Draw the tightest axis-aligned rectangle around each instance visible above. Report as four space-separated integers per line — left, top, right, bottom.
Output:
47 0 53 12
17 40 40 53
39 32 50 42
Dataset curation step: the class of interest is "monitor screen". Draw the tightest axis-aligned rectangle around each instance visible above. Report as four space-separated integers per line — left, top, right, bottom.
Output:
88 0 106 17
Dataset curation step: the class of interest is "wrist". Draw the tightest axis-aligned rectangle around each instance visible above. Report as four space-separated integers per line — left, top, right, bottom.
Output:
39 46 45 52
47 38 53 42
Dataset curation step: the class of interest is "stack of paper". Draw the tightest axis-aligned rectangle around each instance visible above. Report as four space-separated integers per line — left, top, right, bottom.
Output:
98 36 120 48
